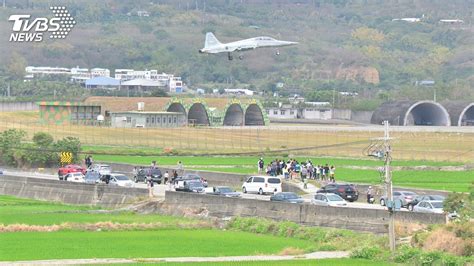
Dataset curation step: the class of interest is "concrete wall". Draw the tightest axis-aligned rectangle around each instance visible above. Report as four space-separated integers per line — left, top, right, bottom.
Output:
332 109 352 120
164 191 446 233
0 175 148 207
351 111 374 124
0 102 38 112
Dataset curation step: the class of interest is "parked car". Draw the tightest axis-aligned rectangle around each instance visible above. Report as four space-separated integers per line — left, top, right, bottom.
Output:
311 193 347 207
413 200 444 214
317 183 359 202
64 172 85 183
242 176 282 195
205 186 241 197
270 192 304 204
84 171 101 184
58 164 86 180
108 173 134 187
173 173 208 187
176 180 205 193
87 164 111 176
380 191 417 207
134 167 162 184
407 195 445 211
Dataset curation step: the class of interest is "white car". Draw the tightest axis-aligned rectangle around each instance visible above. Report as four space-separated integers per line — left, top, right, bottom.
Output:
88 164 112 176
413 200 444 214
64 172 85 183
311 193 347 207
242 176 282 195
109 173 134 188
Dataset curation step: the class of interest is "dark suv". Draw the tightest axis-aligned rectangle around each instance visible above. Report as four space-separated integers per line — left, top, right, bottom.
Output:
134 168 162 184
317 183 359 202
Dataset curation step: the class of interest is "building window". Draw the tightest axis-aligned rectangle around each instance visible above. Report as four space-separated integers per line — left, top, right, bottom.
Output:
266 110 270 114
290 111 294 115
280 110 286 115
126 117 131 123
169 117 172 123
273 110 278 115
151 117 155 123
174 117 177 123
157 117 161 123
146 117 150 124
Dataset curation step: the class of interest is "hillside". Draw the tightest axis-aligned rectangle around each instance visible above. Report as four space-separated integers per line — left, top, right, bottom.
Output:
0 0 473 106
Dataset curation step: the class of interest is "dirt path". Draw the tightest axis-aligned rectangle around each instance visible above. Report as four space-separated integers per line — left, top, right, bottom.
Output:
1 251 350 265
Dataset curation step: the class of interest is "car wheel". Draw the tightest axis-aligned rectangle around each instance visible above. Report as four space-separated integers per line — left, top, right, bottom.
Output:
134 177 138 183
380 198 385 206
408 204 414 211
259 188 263 195
243 187 247 193
158 181 161 185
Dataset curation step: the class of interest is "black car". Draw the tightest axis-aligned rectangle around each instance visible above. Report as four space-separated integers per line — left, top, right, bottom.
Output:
176 180 205 193
134 168 162 184
270 192 305 204
317 183 359 202
407 195 445 211
173 173 208 187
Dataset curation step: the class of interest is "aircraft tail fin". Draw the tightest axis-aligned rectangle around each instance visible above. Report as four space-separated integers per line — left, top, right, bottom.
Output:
204 32 221 48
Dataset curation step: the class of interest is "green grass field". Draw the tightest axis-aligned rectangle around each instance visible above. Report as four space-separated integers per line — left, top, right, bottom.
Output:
0 196 312 261
0 230 316 261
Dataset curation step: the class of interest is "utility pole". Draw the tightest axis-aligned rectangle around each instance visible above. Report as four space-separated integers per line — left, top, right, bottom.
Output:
383 120 396 253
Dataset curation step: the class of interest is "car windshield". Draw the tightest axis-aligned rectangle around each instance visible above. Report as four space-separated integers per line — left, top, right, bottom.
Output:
100 166 111 171
150 169 161 175
186 174 200 179
283 193 299 199
432 202 443 208
404 192 416 195
268 178 281 184
115 175 129 181
327 194 343 201
189 182 203 188
219 187 233 193
85 174 98 180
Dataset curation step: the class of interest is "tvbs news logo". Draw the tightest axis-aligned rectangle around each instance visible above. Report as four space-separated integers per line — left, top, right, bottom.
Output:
8 6 75 42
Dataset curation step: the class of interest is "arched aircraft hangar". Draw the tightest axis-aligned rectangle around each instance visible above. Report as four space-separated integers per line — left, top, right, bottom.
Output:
371 100 451 126
85 96 268 127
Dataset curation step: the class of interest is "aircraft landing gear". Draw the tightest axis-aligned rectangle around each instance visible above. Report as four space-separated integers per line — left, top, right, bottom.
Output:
228 52 233 60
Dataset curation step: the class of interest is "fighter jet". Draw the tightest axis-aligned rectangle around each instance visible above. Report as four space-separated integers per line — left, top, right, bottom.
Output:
199 32 298 60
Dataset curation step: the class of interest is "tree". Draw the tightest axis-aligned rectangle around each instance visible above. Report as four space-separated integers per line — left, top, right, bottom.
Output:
32 132 54 148
6 52 27 80
0 129 26 166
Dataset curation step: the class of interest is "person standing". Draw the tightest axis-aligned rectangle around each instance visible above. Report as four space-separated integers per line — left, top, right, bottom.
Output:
164 170 169 185
258 158 264 174
147 175 154 198
329 165 336 182
367 186 374 204
177 161 184 175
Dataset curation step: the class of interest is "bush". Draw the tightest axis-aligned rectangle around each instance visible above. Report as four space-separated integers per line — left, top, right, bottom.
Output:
394 245 421 263
350 246 381 260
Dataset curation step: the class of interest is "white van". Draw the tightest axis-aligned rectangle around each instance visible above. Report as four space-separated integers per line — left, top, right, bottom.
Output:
242 176 282 195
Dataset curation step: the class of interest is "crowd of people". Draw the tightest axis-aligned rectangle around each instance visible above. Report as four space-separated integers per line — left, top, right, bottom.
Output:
258 158 337 183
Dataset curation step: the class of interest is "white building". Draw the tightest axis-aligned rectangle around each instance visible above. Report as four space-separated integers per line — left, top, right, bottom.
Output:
266 105 298 119
25 66 110 82
90 68 110 78
114 69 183 93
302 108 332 120
224 89 254 96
